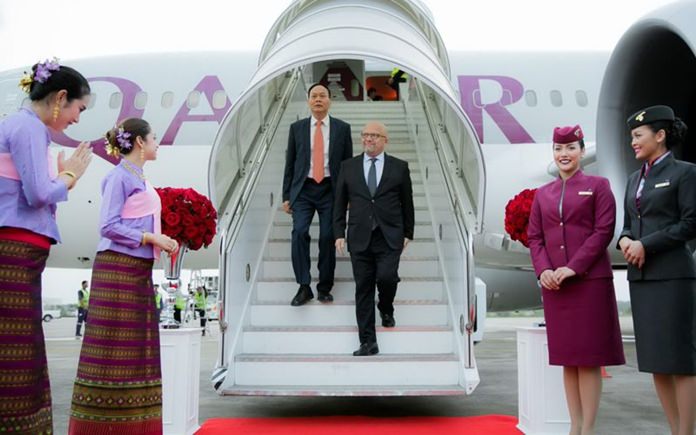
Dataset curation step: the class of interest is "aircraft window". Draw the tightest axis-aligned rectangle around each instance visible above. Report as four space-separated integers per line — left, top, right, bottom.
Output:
161 92 174 108
187 91 201 109
87 94 96 109
575 90 588 107
550 90 563 107
212 90 227 110
134 92 148 110
524 90 537 107
109 92 122 109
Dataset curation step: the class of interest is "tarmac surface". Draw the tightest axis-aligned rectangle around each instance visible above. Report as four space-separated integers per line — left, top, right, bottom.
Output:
45 316 667 434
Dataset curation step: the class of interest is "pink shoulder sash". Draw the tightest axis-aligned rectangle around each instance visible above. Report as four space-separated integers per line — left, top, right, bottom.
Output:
0 150 57 180
121 181 162 260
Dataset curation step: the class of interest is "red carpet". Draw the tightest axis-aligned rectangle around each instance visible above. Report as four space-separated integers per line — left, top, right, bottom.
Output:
196 415 522 434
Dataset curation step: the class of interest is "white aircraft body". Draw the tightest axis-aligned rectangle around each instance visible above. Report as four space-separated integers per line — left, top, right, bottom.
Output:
0 1 694 317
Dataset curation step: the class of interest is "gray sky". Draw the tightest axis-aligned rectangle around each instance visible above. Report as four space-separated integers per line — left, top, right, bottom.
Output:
0 0 676 71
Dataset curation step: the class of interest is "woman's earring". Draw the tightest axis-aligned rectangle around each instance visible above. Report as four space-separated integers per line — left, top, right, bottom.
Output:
140 146 145 161
52 103 60 122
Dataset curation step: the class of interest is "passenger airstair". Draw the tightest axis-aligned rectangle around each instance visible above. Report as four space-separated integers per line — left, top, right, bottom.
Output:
239 101 460 394
208 0 485 397
211 86 482 395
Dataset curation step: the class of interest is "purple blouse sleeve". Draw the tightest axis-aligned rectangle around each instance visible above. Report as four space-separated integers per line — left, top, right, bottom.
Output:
9 122 68 207
100 172 145 248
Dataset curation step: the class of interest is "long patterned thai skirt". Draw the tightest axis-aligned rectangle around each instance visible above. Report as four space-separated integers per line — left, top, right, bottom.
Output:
69 250 162 435
0 239 52 434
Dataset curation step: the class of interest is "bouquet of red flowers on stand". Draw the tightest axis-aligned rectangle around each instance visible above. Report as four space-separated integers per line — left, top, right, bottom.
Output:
156 187 218 251
504 188 537 248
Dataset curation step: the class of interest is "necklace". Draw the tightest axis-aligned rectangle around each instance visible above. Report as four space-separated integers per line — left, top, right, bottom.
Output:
121 159 146 181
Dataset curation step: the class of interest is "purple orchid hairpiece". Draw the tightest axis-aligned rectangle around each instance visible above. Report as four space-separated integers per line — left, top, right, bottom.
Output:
34 58 60 84
116 127 133 150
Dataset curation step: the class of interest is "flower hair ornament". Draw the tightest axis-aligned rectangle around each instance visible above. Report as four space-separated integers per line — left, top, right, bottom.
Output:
104 126 133 158
18 57 60 94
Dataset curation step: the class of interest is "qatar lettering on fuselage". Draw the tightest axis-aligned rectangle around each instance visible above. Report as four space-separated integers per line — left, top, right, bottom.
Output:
51 74 533 163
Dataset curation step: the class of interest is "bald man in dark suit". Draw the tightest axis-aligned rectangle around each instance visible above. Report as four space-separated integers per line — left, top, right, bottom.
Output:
334 121 414 356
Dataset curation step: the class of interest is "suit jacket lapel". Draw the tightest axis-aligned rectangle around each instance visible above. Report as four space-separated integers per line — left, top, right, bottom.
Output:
628 172 640 214
375 153 392 196
357 153 372 197
328 116 337 165
637 154 674 210
301 117 312 165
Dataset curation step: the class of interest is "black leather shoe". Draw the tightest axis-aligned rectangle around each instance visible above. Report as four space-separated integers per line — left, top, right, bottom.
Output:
380 312 396 328
317 292 334 303
353 342 379 356
291 285 313 306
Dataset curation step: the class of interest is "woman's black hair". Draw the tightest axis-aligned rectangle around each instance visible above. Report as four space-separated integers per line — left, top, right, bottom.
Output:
645 118 688 150
28 64 90 102
104 118 152 155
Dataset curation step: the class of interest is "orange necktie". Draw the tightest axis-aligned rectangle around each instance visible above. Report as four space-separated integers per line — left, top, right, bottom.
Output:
312 120 325 183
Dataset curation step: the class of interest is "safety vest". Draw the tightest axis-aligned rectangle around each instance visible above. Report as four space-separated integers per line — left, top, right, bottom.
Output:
194 292 206 310
155 292 162 308
175 294 186 310
390 68 408 80
78 289 89 309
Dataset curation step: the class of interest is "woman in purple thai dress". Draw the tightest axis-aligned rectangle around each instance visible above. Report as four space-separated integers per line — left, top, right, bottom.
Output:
0 59 92 434
68 118 177 435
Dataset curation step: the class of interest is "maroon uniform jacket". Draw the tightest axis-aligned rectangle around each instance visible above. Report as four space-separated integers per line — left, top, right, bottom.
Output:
528 171 616 281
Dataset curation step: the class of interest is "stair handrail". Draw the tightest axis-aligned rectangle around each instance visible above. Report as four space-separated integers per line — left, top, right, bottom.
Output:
411 79 477 369
214 69 303 369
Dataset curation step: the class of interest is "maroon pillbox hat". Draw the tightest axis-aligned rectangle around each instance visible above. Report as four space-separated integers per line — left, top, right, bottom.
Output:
553 125 584 144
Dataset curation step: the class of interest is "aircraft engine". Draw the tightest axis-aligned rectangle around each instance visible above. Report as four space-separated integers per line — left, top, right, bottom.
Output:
597 1 696 194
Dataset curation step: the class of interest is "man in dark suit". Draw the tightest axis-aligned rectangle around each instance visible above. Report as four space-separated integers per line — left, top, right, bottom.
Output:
282 83 353 306
333 121 415 356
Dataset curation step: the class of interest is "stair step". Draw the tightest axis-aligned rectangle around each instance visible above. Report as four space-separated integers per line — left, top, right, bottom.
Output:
241 325 453 354
262 259 440 279
264 255 438 261
255 272 442 299
249 301 447 326
269 222 433 239
220 384 467 396
234 353 459 386
273 210 431 225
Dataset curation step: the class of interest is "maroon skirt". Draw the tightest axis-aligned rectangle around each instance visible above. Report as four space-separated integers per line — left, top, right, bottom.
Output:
0 239 52 434
69 250 162 435
543 277 625 367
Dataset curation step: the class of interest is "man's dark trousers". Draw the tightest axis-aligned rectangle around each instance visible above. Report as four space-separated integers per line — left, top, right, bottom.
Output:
291 177 335 293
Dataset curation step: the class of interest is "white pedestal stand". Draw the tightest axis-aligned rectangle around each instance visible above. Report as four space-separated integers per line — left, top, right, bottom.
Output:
517 326 570 435
160 327 202 435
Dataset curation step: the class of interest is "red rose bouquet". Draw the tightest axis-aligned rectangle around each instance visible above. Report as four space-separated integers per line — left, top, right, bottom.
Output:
504 188 537 248
156 187 218 251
